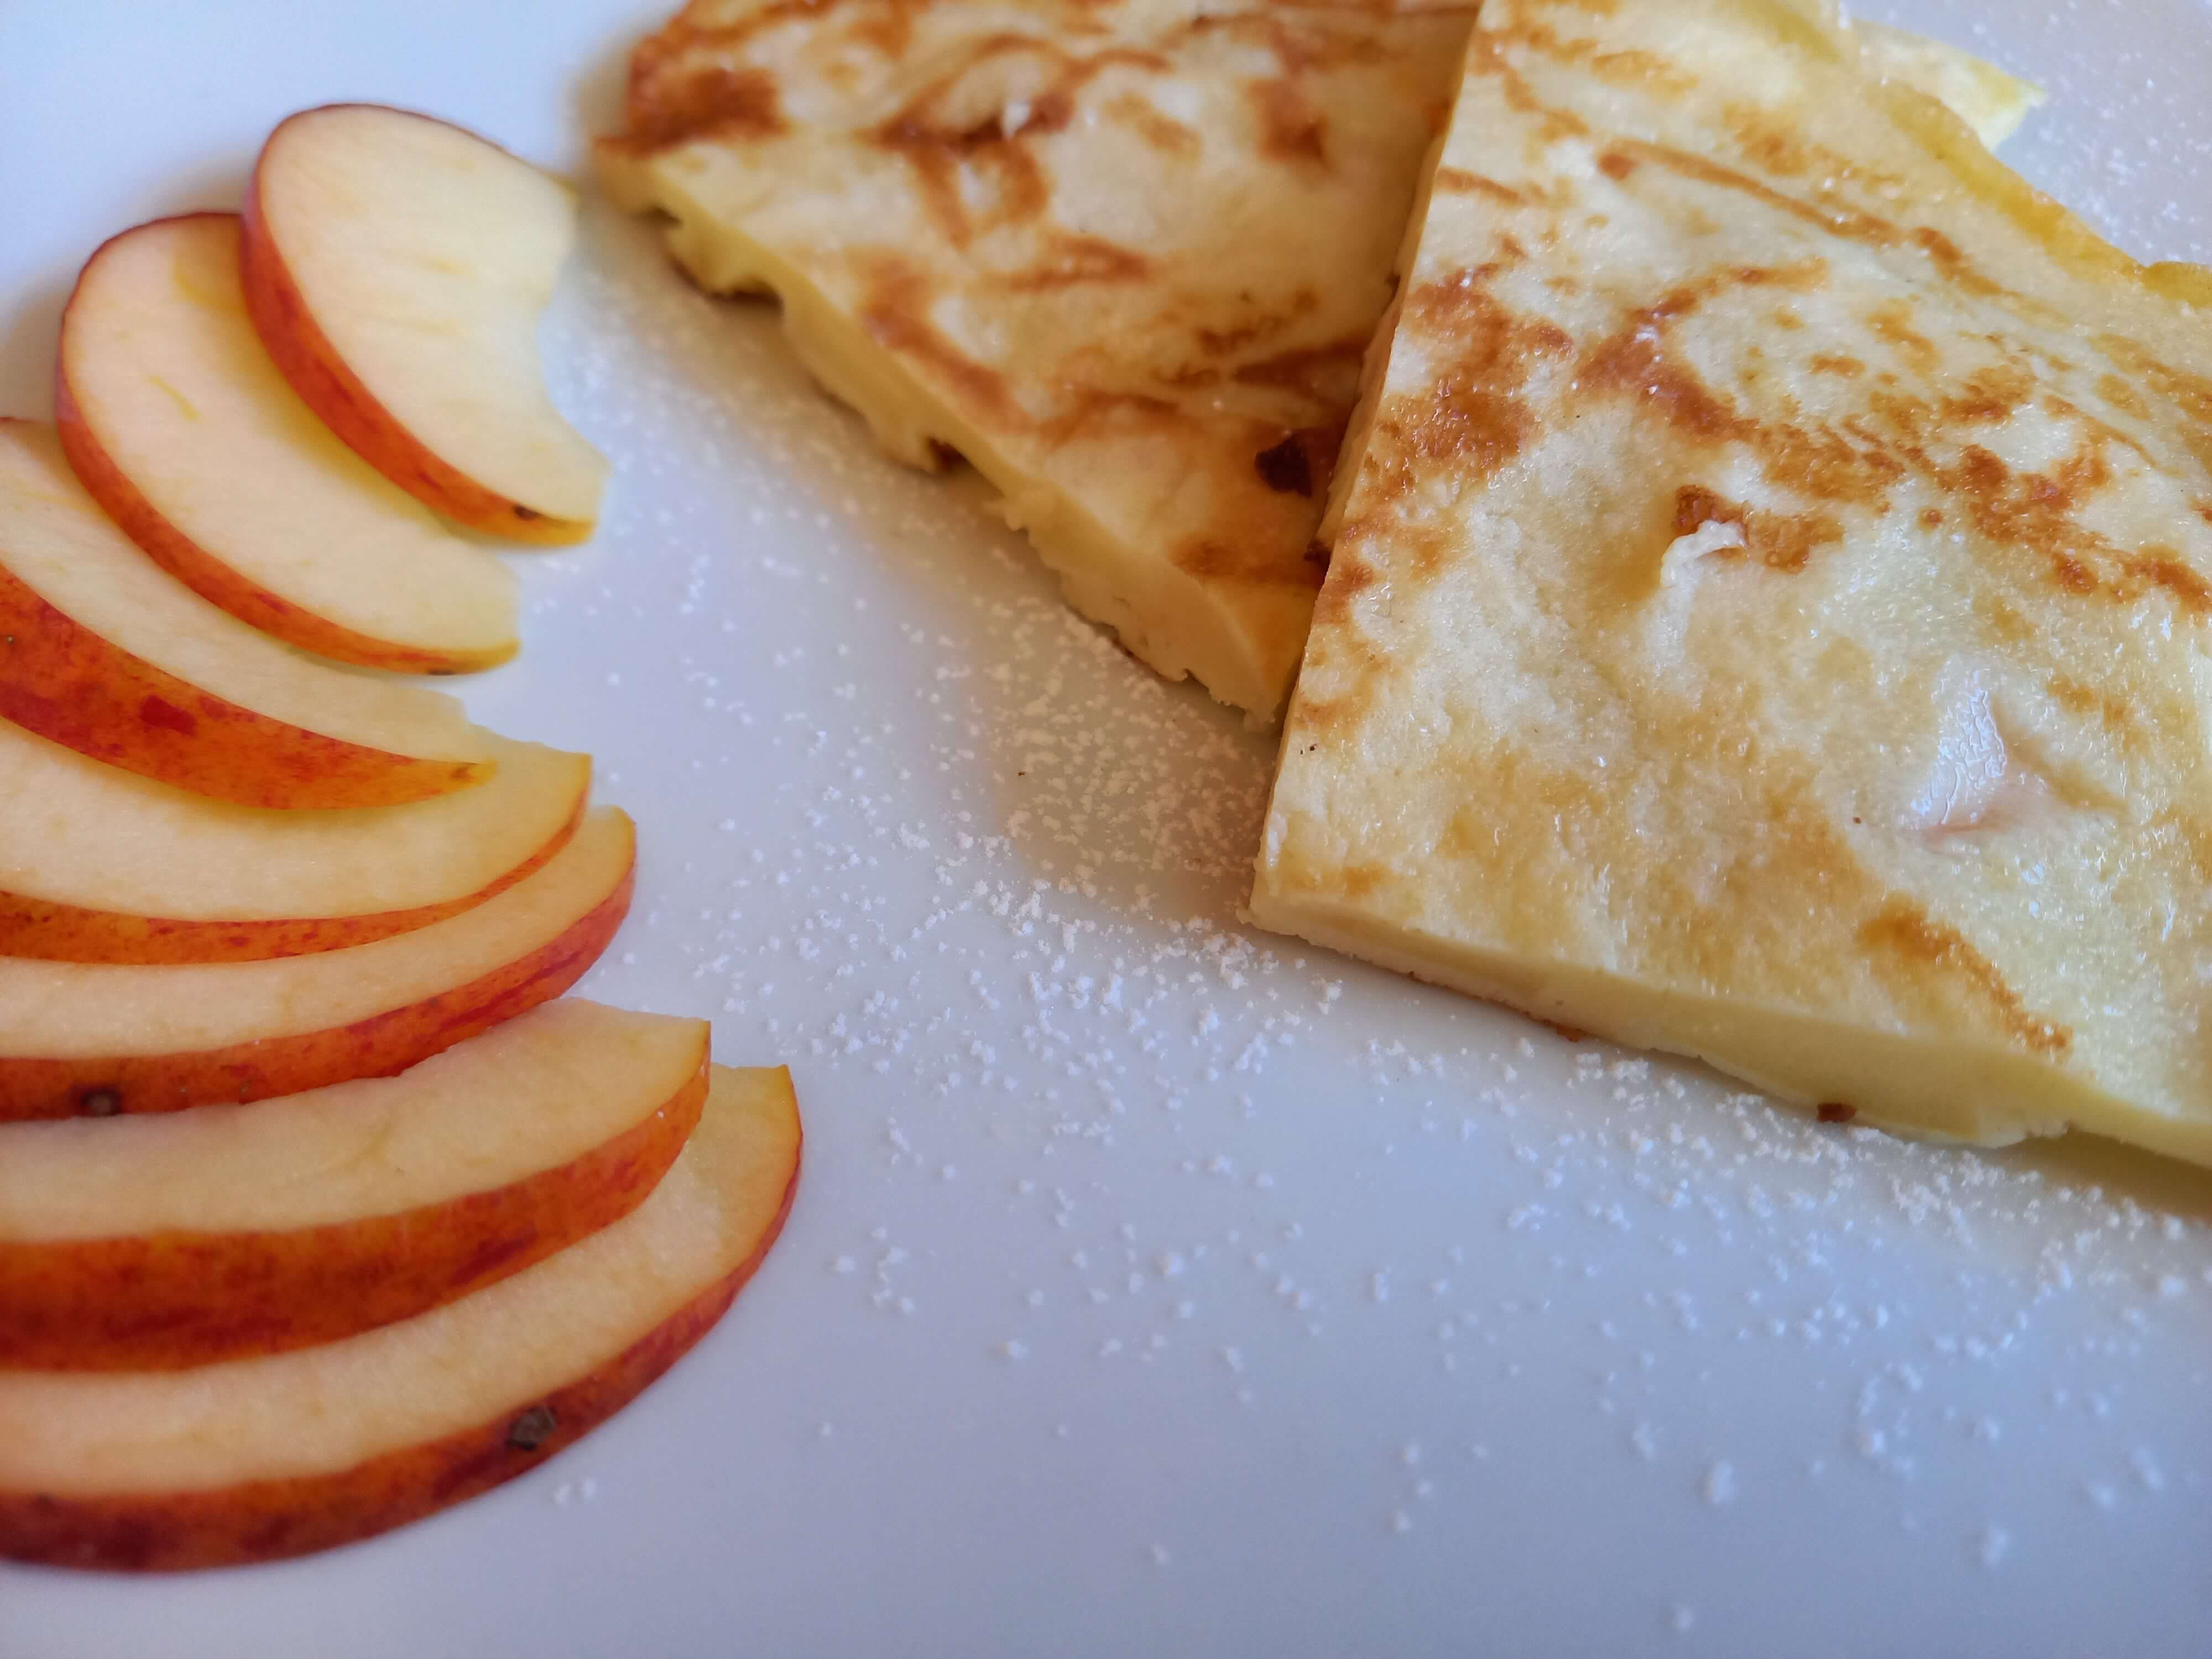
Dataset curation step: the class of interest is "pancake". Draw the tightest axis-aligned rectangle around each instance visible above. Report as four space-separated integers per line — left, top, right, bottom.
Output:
598 0 2037 719
1253 0 2212 1167
599 0 1475 718
1849 18 2044 149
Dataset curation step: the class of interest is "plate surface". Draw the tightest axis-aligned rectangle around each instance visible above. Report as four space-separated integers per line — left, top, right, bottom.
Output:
2 3 2209 1653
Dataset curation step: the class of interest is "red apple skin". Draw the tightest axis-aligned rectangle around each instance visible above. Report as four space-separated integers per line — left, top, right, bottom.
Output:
0 849 634 1123
0 794 583 966
0 1055 707 1371
52 314 517 677
0 553 492 811
0 1145 798 1572
238 114 592 548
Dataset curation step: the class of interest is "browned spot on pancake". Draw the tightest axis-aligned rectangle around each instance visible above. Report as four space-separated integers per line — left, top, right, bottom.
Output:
1491 18 1695 95
1815 1102 1856 1124
1103 91 1199 156
1867 300 1939 376
1256 434 1314 497
1469 32 1591 143
1234 336 1369 405
2049 672 2134 733
615 62 786 150
1939 438 2212 616
2097 333 2212 474
1173 539 1238 578
1582 307 1739 443
867 37 1183 245
1255 422 1347 499
1193 290 1321 360
1376 281 1574 502
1599 140 2012 305
1250 78 1328 165
1859 900 2073 1057
1000 233 1150 291
1672 485 1840 574
859 259 1020 425
1910 227 2002 300
1809 353 1863 377
1920 507 1944 528
1339 863 1390 903
2199 502 2212 529
1312 545 1380 628
1723 100 1901 191
1597 150 1636 181
1034 386 1183 446
2124 546 2212 612
1436 168 1527 203
1938 365 2033 425
2096 372 2152 421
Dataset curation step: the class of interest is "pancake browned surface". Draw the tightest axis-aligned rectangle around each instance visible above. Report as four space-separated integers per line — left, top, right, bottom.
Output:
1254 0 2212 1166
598 0 1475 718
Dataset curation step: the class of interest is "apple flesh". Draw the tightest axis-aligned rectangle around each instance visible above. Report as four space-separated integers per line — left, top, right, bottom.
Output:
0 1000 708 1370
241 105 608 544
0 718 587 963
0 807 635 1121
0 1063 800 1571
56 213 520 676
0 419 494 809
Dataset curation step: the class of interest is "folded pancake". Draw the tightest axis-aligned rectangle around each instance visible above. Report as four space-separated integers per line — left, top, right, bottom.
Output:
598 0 2038 719
1254 0 2212 1167
599 0 1473 718
1848 19 2044 149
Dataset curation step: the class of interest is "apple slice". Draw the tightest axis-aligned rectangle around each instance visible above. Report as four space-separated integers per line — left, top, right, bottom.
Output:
0 1000 708 1371
0 1063 799 1572
241 104 608 544
0 807 635 1121
0 420 493 809
0 718 587 964
56 213 520 676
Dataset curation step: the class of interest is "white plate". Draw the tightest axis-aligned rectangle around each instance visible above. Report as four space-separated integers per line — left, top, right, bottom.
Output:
2 3 2208 1653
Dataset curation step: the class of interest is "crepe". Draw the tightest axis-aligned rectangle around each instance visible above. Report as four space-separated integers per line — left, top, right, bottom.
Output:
599 0 1474 718
598 0 2043 718
1849 19 2044 149
1253 0 2212 1167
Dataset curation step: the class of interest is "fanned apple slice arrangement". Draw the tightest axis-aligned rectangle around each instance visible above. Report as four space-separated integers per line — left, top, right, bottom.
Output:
0 105 801 1572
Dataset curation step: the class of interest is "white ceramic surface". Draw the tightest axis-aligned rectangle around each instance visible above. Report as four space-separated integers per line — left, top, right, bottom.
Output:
1 4 2208 1653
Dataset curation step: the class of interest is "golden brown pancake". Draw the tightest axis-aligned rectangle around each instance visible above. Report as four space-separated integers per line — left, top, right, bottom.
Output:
598 0 2040 719
1254 0 2212 1168
599 0 1475 718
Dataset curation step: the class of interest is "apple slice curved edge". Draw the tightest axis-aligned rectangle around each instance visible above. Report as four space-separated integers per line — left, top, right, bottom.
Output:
0 420 493 810
0 1064 801 1572
240 105 608 545
0 807 635 1121
0 719 588 964
0 1000 709 1370
56 213 521 676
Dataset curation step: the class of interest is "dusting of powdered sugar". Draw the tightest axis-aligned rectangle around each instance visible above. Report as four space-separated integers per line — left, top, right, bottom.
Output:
489 192 2212 1651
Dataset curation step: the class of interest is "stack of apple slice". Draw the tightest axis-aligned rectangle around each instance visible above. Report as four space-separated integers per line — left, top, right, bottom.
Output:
0 105 800 1571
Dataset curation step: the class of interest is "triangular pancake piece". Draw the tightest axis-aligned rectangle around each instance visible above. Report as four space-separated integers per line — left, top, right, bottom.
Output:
599 0 1476 718
1254 0 2212 1166
598 0 2036 719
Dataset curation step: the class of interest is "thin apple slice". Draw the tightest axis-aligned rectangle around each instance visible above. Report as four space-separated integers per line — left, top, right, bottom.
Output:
0 1000 708 1371
0 718 587 964
0 419 492 809
0 808 635 1121
241 104 608 544
56 213 520 676
0 1063 798 1571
